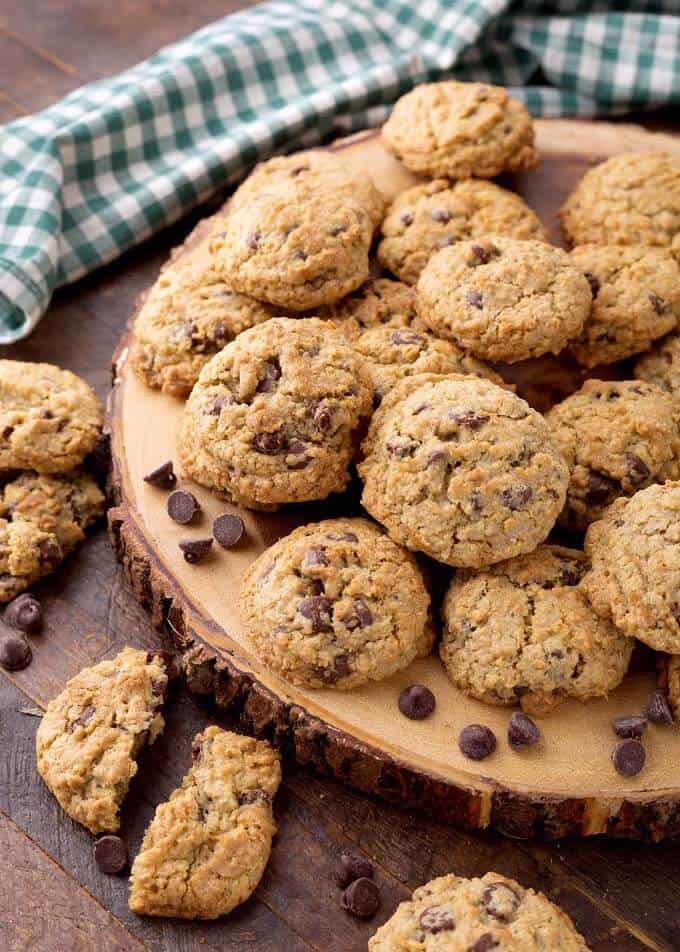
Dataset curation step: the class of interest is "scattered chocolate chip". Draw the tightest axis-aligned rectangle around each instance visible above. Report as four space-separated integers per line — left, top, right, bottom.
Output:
470 934 498 952
469 490 483 514
612 715 647 739
245 231 261 249
612 738 645 777
290 165 308 177
305 546 329 567
470 243 497 265
0 633 31 671
207 395 229 416
238 788 271 806
4 593 42 633
293 249 308 261
585 471 618 506
466 290 484 309
252 430 286 454
94 835 128 875
400 212 414 226
329 224 347 237
482 882 520 921
299 595 333 632
645 689 674 725
649 292 667 315
323 655 351 683
430 208 452 223
398 684 436 720
167 490 201 524
507 712 541 750
335 853 374 888
213 513 245 549
420 905 455 933
625 452 650 483
341 877 380 919
341 598 373 630
286 440 310 469
500 484 533 511
71 705 95 730
584 271 600 298
390 330 423 346
450 411 489 430
179 538 213 564
256 360 281 394
459 724 496 760
313 403 333 432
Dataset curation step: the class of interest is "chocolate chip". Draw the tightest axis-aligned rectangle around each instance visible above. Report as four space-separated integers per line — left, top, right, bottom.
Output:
286 440 310 469
430 208 452 223
213 513 244 549
323 654 351 683
470 243 498 265
94 835 128 875
585 471 618 506
167 490 201 524
466 290 484 309
612 715 647 739
256 360 281 394
0 633 31 671
390 330 423 346
341 877 380 919
612 738 645 776
335 853 374 888
450 411 489 430
305 546 329 567
420 905 455 933
143 460 176 489
400 212 414 226
238 788 271 806
299 595 333 632
313 403 333 432
649 292 667 315
482 882 520 921
459 724 496 760
470 934 498 952
645 689 674 725
252 430 286 454
500 484 533 511
507 712 541 751
625 452 650 483
559 561 584 586
290 165 308 177
584 271 600 298
341 598 373 630
427 448 448 466
245 231 261 249
179 538 213 563
71 705 94 730
398 684 436 720
4 593 42 633
293 249 308 261
207 395 229 416
329 224 347 237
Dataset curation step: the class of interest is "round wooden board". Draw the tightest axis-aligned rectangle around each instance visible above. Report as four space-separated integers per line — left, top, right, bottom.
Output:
109 119 680 842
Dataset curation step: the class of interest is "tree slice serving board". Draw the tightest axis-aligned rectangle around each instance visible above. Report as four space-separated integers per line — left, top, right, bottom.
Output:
109 119 680 842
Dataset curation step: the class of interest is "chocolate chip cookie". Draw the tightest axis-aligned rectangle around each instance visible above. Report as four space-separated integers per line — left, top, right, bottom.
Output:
368 872 589 951
440 545 633 716
635 330 680 397
560 151 680 262
320 278 425 341
582 482 680 653
358 374 568 567
546 379 680 532
211 189 372 310
239 517 433 690
377 179 548 285
178 317 372 509
130 244 278 397
568 244 680 367
0 360 103 473
129 727 281 919
36 647 172 833
0 518 61 603
417 238 590 363
382 81 538 180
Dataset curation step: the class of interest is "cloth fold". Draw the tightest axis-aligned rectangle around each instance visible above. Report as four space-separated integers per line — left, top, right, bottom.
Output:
1 0 678 342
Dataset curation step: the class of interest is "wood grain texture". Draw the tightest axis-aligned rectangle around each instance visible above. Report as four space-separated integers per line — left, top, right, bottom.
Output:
1 2 679 949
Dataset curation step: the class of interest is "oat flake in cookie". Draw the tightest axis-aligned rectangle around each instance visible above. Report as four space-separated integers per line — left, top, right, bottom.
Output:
178 318 372 510
377 179 548 285
440 545 633 716
0 360 103 473
129 727 280 919
382 81 538 180
358 374 568 568
582 482 680 653
417 238 591 363
368 871 590 951
239 517 433 690
36 647 171 834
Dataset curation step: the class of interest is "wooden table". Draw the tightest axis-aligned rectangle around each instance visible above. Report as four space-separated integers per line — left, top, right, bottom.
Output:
1 4 679 950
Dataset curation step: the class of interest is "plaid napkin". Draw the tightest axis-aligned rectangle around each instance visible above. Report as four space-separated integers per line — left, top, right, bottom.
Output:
1 0 678 343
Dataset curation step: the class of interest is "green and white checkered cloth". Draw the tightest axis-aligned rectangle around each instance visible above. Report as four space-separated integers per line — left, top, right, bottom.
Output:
1 0 678 342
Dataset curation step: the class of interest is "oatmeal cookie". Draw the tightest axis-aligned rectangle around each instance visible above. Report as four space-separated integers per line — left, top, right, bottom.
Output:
377 179 548 285
440 545 633 716
129 727 281 919
239 517 433 690
211 189 372 310
559 151 680 262
320 278 425 341
547 380 680 532
0 518 61 603
417 238 590 363
382 81 538 180
368 871 589 951
358 374 568 567
582 482 680 653
659 655 680 721
634 330 680 397
36 647 172 833
0 360 103 473
568 244 680 367
178 318 372 509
